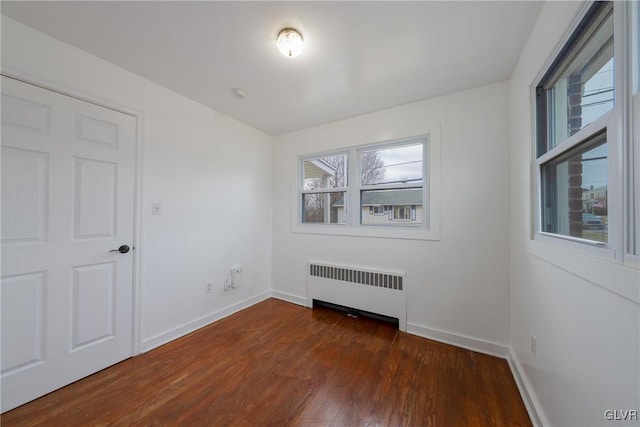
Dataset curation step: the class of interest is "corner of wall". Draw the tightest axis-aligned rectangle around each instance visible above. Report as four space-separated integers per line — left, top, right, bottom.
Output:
506 347 547 427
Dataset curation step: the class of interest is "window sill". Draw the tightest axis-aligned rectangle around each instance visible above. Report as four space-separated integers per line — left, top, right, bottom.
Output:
535 232 613 256
292 223 440 241
528 234 639 304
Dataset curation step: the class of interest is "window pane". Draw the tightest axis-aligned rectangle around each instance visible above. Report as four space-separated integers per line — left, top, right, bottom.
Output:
545 5 613 149
360 143 422 185
360 188 422 225
302 192 346 224
303 155 347 190
541 135 608 243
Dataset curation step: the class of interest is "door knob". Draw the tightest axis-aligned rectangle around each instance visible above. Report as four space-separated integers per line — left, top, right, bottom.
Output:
109 245 130 254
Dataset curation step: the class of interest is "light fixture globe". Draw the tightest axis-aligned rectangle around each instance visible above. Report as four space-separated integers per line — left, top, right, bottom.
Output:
277 28 303 58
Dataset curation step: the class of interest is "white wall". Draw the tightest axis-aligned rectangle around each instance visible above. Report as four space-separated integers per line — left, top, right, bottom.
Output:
272 82 511 353
1 17 274 352
508 2 640 426
7 9 638 426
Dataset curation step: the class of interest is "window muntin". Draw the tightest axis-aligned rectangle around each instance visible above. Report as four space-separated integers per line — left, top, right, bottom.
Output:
535 2 614 247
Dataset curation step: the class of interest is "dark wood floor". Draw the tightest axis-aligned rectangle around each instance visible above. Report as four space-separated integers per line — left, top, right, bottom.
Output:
2 298 531 426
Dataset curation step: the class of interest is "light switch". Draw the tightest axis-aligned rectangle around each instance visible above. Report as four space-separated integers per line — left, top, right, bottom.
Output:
152 202 162 215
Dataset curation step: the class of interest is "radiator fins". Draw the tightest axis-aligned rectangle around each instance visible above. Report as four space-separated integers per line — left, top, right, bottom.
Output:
309 263 403 291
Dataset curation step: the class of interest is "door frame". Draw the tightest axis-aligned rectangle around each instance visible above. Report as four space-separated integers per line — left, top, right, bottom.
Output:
1 69 144 356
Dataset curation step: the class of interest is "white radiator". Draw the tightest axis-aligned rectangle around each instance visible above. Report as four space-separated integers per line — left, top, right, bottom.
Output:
307 261 407 331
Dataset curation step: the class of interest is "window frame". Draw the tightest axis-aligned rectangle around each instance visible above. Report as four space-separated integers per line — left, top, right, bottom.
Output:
294 131 441 241
369 205 385 216
627 0 640 265
391 205 414 222
532 0 638 268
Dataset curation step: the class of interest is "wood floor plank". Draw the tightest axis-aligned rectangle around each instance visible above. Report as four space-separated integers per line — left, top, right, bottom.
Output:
1 298 532 426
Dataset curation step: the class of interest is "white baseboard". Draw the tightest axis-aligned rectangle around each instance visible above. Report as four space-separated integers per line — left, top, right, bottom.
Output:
270 290 308 307
507 348 547 427
140 291 271 353
269 296 509 360
406 322 509 358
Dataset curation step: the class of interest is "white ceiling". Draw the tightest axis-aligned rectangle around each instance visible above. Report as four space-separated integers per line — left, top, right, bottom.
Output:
2 1 543 136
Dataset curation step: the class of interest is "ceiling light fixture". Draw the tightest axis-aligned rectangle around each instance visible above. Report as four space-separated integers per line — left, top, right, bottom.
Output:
277 28 303 58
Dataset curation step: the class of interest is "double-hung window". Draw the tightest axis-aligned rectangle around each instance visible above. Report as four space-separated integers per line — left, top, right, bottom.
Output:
535 1 615 247
298 134 438 239
535 0 639 265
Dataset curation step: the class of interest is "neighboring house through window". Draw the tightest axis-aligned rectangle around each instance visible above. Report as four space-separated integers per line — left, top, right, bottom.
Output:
360 190 420 224
298 135 438 239
358 141 423 226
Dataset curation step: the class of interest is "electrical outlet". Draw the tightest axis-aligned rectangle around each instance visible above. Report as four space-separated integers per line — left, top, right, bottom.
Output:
223 279 232 292
230 266 244 288
151 202 162 215
205 282 213 294
531 335 537 357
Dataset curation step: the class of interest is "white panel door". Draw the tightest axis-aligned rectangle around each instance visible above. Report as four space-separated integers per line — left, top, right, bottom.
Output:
1 76 136 412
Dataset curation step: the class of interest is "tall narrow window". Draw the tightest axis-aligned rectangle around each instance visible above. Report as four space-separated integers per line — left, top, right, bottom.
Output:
536 1 613 244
